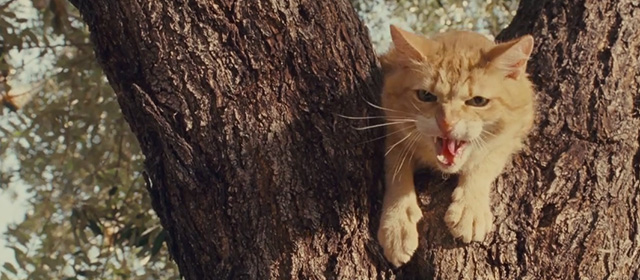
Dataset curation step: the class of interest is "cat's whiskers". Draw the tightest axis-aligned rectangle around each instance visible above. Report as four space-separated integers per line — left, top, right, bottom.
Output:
393 132 420 182
354 121 416 131
392 133 413 181
334 113 414 122
468 128 497 152
406 133 420 168
385 131 414 157
470 138 482 151
480 129 497 148
481 130 497 137
410 100 426 115
363 99 414 116
356 125 414 145
396 133 415 170
471 134 489 152
386 118 417 123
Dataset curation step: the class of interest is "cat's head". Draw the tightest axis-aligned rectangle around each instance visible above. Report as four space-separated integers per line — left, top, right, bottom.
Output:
380 25 535 173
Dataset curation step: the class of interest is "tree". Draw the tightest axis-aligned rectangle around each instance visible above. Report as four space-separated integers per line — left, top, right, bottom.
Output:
67 0 383 279
404 0 640 278
52 0 640 279
0 1 516 279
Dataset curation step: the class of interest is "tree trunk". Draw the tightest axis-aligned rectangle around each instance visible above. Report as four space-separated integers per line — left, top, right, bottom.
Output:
69 0 640 279
69 0 387 279
401 0 640 279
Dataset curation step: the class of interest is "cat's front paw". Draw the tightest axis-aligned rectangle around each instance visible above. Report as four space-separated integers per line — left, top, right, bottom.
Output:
444 187 493 243
377 202 423 267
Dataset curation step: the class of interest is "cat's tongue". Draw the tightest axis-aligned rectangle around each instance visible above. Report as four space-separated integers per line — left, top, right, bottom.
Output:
436 138 465 166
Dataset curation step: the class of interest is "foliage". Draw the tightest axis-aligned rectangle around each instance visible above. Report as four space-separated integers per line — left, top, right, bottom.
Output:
0 0 515 279
353 0 518 52
0 0 178 279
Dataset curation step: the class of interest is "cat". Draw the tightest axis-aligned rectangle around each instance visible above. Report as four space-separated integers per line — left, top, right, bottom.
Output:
376 25 535 267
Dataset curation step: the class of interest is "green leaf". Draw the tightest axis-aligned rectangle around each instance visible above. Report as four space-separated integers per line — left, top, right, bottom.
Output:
87 220 102 236
108 186 117 196
76 270 98 277
151 230 166 257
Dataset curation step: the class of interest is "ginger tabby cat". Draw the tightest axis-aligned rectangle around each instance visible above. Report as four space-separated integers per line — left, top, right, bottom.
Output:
377 25 535 267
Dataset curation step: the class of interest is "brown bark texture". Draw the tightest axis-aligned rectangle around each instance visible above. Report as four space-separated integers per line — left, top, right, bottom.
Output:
402 0 640 279
69 0 640 279
69 0 387 279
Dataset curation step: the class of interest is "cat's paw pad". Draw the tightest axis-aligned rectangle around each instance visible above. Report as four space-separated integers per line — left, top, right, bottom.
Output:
444 187 493 243
377 203 423 267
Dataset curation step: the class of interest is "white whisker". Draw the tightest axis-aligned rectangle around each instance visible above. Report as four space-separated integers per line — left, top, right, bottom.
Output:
385 131 414 157
402 134 421 180
393 133 420 182
472 134 489 152
481 130 497 137
410 100 426 114
471 139 480 151
392 135 411 181
334 114 411 121
407 135 420 163
475 138 483 150
354 121 412 131
363 99 412 115
387 118 417 123
356 125 414 145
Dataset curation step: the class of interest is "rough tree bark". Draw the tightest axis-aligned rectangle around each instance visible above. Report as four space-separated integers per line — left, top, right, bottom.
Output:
69 0 640 279
69 0 386 279
402 1 640 279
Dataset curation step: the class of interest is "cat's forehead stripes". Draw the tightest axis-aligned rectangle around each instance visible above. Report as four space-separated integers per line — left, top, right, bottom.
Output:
418 33 492 99
428 63 476 99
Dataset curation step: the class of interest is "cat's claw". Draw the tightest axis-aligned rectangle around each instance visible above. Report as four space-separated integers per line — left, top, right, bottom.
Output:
444 186 493 243
378 202 423 267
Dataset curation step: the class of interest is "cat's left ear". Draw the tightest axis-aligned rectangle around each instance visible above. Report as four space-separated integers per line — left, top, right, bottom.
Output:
487 35 534 79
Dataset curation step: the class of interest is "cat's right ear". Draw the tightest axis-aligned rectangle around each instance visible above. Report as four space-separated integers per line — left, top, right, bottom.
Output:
389 25 429 61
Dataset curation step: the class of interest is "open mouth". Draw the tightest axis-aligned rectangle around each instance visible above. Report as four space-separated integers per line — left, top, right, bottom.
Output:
434 137 468 167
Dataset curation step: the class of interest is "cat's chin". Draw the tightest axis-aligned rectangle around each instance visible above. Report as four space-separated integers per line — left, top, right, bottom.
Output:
435 159 465 173
434 154 471 174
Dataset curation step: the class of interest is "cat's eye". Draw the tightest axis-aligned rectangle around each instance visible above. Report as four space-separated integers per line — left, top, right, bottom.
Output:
466 96 490 107
416 90 437 102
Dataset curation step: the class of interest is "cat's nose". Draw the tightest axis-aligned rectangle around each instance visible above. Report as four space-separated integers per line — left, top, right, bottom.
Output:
436 117 456 136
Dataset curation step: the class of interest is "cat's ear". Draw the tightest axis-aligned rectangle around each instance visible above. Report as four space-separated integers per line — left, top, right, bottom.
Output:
389 25 430 61
487 35 534 79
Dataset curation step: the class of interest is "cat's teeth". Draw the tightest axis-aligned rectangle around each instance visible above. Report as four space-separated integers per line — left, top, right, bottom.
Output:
437 154 447 164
